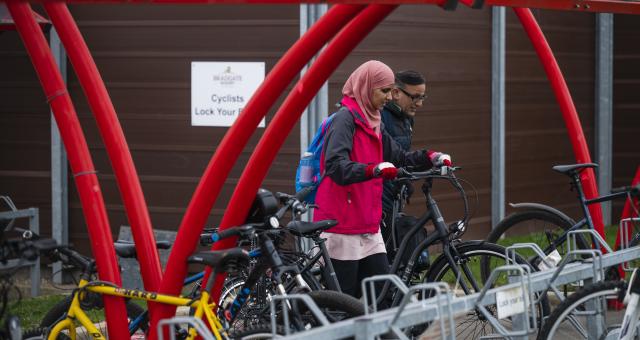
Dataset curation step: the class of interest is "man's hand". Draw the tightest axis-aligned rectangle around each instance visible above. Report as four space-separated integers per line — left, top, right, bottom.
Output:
427 151 452 167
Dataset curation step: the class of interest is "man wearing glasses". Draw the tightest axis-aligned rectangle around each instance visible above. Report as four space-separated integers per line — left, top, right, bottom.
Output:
381 70 426 212
381 70 427 262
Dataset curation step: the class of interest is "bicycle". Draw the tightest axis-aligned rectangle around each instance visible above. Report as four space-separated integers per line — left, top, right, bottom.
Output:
36 188 364 339
0 229 61 340
374 166 550 339
486 163 640 271
537 265 640 339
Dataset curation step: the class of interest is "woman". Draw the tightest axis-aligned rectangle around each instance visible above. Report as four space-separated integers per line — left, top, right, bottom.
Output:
313 60 451 298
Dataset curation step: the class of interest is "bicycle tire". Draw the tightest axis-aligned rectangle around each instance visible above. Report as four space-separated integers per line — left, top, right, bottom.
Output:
229 323 285 339
424 241 550 340
486 209 589 267
39 295 146 339
298 290 364 321
21 327 46 340
536 280 627 340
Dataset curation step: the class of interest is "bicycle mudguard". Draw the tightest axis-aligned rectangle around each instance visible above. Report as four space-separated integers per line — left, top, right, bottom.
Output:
508 202 576 226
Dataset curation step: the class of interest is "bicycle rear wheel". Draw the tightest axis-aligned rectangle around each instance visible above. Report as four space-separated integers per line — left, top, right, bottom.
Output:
424 241 550 340
486 209 587 268
537 280 627 340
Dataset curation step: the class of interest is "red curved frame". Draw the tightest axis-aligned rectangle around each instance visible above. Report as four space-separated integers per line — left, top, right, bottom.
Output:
8 1 619 337
150 4 367 329
205 3 398 305
43 3 164 298
7 2 129 338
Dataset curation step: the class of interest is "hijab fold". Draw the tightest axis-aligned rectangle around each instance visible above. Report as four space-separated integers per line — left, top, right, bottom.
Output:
342 60 394 131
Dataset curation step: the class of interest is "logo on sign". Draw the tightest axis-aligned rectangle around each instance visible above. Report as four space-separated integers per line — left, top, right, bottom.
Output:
213 66 242 86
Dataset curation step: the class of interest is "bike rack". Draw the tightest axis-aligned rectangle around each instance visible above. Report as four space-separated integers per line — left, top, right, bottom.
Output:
362 274 409 315
277 244 640 340
475 264 536 339
0 196 41 297
360 276 453 340
157 316 215 340
505 243 566 303
619 217 640 272
269 293 329 336
388 282 454 340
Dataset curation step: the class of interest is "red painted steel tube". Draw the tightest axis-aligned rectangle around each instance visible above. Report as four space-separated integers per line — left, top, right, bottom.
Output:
6 2 129 337
44 3 163 303
514 8 606 241
207 3 397 304
151 4 365 331
29 0 640 15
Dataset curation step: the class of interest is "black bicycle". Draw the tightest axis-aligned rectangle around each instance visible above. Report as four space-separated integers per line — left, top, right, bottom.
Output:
377 166 550 339
486 163 640 270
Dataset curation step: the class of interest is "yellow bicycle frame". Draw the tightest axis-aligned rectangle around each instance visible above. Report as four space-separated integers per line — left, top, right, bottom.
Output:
47 279 227 340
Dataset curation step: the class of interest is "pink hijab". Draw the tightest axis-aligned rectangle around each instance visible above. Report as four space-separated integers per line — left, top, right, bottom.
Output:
342 60 394 131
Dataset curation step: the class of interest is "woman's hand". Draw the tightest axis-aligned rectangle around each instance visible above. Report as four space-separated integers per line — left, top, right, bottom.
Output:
365 162 398 180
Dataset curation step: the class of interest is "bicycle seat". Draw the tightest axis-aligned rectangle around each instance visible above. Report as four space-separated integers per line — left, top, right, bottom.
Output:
114 240 172 259
285 220 337 237
552 163 598 176
187 248 250 273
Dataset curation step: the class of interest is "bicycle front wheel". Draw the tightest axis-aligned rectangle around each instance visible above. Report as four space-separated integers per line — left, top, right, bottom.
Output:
424 241 549 340
537 280 627 340
39 295 145 339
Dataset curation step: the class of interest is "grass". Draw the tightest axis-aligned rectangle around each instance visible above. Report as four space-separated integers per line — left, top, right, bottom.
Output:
7 294 67 330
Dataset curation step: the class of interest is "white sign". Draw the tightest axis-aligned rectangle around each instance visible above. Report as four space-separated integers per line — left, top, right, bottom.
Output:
191 62 265 127
496 287 527 319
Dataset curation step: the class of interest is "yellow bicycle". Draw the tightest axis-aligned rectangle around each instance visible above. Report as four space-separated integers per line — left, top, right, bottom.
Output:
40 242 249 340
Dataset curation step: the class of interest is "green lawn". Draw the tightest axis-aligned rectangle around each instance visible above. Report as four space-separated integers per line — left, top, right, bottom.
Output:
8 294 67 330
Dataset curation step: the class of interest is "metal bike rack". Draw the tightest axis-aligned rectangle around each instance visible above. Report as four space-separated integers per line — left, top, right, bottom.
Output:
277 244 640 340
269 293 329 336
620 217 640 272
362 274 409 315
0 196 41 297
505 243 566 303
157 316 215 340
361 275 454 340
475 264 536 339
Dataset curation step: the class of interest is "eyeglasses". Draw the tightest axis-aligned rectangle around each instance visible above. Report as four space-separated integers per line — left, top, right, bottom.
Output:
398 87 427 103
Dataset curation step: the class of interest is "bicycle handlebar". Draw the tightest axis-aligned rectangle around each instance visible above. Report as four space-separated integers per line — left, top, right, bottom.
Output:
274 186 313 219
199 224 256 246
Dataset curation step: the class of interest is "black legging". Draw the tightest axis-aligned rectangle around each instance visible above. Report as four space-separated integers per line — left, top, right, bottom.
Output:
330 253 390 298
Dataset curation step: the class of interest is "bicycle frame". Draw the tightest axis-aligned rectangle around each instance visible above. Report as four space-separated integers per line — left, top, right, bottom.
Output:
385 169 481 305
47 278 226 340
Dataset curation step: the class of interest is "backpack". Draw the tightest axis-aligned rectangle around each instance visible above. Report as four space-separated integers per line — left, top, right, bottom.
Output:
295 114 336 203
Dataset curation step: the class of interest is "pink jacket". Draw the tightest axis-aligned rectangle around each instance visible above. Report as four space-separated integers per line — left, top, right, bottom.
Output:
314 105 384 234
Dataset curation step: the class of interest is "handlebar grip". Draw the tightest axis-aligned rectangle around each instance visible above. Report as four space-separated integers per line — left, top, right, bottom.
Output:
33 238 59 251
295 186 314 202
199 233 214 246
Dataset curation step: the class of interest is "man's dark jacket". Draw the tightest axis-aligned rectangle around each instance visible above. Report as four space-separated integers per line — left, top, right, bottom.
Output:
380 102 414 216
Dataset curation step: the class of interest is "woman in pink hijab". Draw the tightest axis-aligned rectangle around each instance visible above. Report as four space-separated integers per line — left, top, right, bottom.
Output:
313 60 440 298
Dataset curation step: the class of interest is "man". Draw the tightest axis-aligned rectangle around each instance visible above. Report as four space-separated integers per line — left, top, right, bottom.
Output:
381 70 426 221
380 70 427 266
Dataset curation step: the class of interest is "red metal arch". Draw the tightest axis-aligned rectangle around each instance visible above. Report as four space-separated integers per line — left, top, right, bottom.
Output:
6 2 129 338
43 2 164 298
207 2 397 304
7 1 631 337
150 4 367 331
